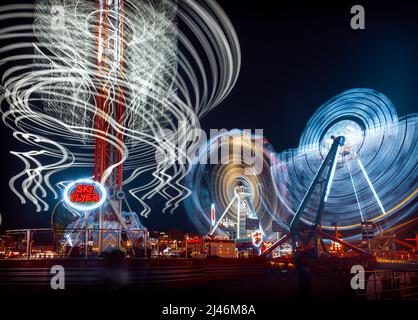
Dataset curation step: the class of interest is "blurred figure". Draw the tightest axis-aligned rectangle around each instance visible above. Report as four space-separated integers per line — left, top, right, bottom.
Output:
294 249 313 299
102 248 128 291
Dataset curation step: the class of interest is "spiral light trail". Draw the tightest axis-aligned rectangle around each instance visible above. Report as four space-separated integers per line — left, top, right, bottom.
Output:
0 0 241 217
185 130 288 240
272 89 417 240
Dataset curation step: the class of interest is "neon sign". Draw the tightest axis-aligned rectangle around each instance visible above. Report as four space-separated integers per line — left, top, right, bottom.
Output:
63 179 107 211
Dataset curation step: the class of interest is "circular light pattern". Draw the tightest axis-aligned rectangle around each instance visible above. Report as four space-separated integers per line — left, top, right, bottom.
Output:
63 178 107 211
272 88 417 240
185 130 288 240
234 182 254 200
320 119 364 160
0 0 240 215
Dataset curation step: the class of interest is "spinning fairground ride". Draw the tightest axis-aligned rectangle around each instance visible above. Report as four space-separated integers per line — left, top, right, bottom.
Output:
265 89 417 261
186 89 417 262
0 0 241 256
185 130 290 254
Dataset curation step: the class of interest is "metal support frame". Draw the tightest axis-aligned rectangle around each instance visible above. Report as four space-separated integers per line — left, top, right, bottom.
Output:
95 0 126 252
263 136 347 257
290 136 344 234
291 136 344 256
209 186 263 241
404 233 418 253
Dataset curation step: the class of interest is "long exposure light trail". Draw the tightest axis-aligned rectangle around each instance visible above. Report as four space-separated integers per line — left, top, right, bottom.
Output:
187 130 283 241
356 156 386 216
0 0 241 217
345 156 364 222
271 89 417 240
209 195 237 236
324 145 339 203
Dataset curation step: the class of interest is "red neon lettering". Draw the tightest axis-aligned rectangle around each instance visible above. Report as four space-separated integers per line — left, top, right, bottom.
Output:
70 184 100 204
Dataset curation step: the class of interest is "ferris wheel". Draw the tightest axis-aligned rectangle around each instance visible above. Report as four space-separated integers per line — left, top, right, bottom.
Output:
267 88 417 255
184 130 288 243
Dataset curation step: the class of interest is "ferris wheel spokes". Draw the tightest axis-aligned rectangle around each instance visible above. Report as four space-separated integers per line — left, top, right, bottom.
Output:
208 186 265 242
355 154 386 216
209 195 237 236
345 155 365 223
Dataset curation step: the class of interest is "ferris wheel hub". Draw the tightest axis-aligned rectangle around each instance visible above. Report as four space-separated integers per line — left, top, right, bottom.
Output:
234 185 253 199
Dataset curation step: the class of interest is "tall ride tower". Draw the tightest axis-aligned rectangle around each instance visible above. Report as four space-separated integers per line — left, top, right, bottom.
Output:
95 0 125 252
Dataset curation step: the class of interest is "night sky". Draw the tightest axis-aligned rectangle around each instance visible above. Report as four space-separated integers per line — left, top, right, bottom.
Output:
1 0 417 235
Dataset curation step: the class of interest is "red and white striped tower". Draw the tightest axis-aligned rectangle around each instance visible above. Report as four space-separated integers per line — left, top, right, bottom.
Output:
94 0 125 252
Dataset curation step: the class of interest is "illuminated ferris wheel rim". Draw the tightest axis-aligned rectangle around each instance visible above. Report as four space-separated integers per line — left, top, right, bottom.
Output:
185 129 282 239
319 118 366 159
299 89 398 151
272 88 417 237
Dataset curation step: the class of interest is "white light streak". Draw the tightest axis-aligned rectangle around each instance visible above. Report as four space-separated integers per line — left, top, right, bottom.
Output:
345 156 364 222
209 195 236 236
356 156 386 216
236 197 240 239
324 146 339 202
0 0 241 216
271 89 417 239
